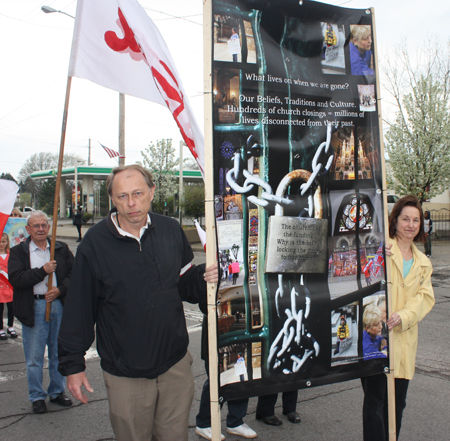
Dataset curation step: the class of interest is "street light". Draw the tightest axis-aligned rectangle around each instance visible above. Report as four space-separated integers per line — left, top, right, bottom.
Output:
41 5 75 19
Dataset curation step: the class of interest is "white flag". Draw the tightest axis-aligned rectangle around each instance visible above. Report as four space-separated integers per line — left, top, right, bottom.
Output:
69 0 205 175
0 179 19 237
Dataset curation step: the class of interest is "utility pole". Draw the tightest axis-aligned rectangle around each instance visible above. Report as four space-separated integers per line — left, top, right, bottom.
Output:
119 93 125 166
179 141 185 225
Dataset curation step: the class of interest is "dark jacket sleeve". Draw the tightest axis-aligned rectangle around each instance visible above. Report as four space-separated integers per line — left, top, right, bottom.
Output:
178 263 207 306
176 222 208 306
54 242 74 303
8 246 47 289
58 246 99 376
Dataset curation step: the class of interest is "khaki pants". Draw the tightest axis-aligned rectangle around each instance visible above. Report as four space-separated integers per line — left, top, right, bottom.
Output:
103 352 194 441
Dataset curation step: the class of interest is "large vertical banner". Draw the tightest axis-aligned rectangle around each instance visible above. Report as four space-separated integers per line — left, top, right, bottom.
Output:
210 0 388 401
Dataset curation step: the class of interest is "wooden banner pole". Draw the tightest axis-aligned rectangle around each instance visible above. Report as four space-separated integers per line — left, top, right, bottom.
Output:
203 0 221 439
46 76 72 322
371 8 396 440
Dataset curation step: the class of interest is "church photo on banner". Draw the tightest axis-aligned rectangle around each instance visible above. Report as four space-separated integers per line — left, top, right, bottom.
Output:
209 0 388 402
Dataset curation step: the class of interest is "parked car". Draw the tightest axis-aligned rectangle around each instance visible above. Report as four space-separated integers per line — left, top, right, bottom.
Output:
387 194 399 215
21 206 35 214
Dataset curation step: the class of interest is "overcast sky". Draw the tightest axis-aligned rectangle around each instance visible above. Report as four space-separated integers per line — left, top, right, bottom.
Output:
1 0 448 179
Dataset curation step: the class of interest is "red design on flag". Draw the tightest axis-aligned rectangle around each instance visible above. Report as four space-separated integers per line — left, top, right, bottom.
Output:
69 0 205 176
0 179 19 238
100 143 125 159
104 9 146 62
151 61 196 157
104 8 197 162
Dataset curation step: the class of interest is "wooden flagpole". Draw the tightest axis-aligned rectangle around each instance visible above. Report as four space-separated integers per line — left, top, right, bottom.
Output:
203 0 221 439
46 76 72 321
371 8 396 440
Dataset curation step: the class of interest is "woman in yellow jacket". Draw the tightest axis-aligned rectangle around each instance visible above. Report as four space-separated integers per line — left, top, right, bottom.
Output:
361 195 435 441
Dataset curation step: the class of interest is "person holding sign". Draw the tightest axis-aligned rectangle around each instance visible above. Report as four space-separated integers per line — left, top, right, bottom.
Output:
196 317 257 440
256 390 300 426
58 165 218 441
361 195 435 441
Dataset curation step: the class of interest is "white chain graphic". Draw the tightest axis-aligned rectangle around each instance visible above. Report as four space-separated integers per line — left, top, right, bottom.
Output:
268 274 320 373
226 124 333 215
225 124 332 375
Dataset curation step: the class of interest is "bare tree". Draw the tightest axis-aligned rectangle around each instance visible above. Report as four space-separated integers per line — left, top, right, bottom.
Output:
382 37 450 118
18 152 85 182
18 152 85 207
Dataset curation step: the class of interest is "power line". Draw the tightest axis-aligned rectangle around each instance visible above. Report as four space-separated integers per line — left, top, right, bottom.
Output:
0 11 72 30
141 6 202 25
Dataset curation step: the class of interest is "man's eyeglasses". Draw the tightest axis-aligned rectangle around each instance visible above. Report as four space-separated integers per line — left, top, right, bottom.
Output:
29 224 49 230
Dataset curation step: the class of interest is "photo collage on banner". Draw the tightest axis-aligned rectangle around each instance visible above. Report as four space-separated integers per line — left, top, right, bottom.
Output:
210 0 388 401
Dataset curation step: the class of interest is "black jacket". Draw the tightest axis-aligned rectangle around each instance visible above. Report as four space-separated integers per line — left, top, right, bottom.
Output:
73 211 83 226
8 237 74 327
58 210 207 379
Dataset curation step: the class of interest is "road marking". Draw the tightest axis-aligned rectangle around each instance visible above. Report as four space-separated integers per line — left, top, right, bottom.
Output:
188 324 202 334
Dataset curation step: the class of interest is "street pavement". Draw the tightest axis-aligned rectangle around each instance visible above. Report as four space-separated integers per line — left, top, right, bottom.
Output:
0 223 449 440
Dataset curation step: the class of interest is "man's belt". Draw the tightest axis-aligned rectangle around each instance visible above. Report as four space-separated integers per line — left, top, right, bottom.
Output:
34 295 46 300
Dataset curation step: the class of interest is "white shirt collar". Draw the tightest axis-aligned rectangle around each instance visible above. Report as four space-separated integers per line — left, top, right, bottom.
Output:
111 212 151 241
29 239 50 252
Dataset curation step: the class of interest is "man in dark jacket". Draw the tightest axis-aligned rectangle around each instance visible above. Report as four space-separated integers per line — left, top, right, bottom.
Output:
58 165 218 441
8 210 74 414
73 205 83 242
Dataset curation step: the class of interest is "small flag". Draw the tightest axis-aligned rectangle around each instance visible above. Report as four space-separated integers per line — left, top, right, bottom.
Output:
375 242 384 265
373 265 380 277
362 260 373 274
0 179 19 237
376 242 383 255
100 143 125 159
